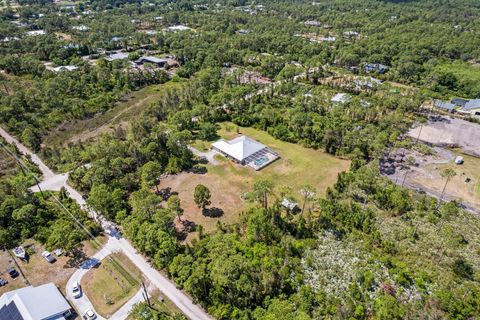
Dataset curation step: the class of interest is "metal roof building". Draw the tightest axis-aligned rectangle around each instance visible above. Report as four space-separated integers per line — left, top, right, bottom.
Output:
0 283 72 320
211 136 279 170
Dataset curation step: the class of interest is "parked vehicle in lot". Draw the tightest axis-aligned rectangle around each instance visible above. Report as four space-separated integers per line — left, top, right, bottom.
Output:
0 278 7 286
72 281 82 298
83 309 97 320
7 267 19 278
42 251 56 263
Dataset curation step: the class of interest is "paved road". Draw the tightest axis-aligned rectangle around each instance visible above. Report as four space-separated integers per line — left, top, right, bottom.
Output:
0 126 213 320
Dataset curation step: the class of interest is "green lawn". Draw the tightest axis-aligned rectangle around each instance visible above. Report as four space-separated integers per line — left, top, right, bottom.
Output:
163 123 349 233
83 253 142 318
215 122 351 199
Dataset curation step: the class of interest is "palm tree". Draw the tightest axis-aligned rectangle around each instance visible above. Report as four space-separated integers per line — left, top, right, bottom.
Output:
438 168 456 208
299 185 316 215
252 179 274 209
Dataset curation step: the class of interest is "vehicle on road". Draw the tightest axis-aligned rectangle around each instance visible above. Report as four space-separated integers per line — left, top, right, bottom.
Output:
83 309 97 320
42 251 56 263
72 281 82 298
0 278 7 286
7 267 19 278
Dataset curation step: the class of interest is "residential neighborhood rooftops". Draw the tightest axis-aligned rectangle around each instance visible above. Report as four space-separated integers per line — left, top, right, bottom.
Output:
166 25 191 31
0 283 72 320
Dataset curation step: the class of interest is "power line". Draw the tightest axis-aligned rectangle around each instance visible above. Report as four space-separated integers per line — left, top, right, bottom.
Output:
0 139 150 301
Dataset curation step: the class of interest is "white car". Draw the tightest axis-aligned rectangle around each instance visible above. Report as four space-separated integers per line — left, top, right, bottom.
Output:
83 309 97 320
72 281 82 298
42 251 56 263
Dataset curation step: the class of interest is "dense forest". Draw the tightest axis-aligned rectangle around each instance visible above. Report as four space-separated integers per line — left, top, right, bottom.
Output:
1 0 480 319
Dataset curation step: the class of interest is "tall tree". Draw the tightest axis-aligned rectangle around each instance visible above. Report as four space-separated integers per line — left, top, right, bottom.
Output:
252 179 274 209
140 161 162 193
300 184 316 215
194 184 211 212
168 194 183 221
438 168 456 208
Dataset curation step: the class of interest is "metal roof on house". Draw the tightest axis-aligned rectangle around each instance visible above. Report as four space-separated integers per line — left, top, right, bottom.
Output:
463 99 480 111
434 100 456 111
0 283 71 320
212 136 267 162
136 56 167 64
107 52 129 61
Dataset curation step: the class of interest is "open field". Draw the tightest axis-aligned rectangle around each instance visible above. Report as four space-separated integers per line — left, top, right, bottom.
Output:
83 253 142 317
0 236 107 296
411 151 480 207
42 81 185 147
161 123 350 234
408 116 480 157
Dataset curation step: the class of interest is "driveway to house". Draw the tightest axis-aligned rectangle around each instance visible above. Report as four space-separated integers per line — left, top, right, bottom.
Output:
66 238 147 320
188 146 219 165
0 126 213 320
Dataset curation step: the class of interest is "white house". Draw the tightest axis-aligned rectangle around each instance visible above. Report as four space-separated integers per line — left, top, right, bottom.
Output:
211 136 279 170
0 283 72 320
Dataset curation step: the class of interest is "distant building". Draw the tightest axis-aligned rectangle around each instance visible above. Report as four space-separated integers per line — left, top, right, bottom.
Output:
462 99 480 115
450 98 469 107
72 25 89 31
26 30 46 36
0 283 72 320
304 20 322 27
434 100 456 113
363 63 389 74
134 56 168 68
343 31 359 37
107 52 129 61
212 136 279 170
52 65 79 72
166 25 191 32
331 93 351 104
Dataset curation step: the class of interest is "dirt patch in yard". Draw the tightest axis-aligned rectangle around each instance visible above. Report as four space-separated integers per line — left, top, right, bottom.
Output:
0 236 107 296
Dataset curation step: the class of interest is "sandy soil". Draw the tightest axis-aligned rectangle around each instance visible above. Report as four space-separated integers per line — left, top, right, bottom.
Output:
408 116 480 157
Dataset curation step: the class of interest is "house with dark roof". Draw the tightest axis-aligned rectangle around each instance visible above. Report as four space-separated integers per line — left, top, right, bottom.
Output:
450 98 469 107
0 283 72 320
134 56 168 68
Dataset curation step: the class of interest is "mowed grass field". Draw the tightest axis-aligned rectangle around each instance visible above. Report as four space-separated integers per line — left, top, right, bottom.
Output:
413 152 480 207
43 81 185 147
82 253 142 317
161 123 350 234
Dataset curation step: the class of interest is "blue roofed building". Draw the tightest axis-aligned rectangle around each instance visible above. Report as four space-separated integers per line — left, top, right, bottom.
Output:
462 99 480 115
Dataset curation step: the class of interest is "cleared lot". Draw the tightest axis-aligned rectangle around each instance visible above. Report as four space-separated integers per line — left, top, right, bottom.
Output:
161 123 350 235
408 116 480 157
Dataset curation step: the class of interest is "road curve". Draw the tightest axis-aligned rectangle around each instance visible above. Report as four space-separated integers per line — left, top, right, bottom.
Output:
0 126 213 320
